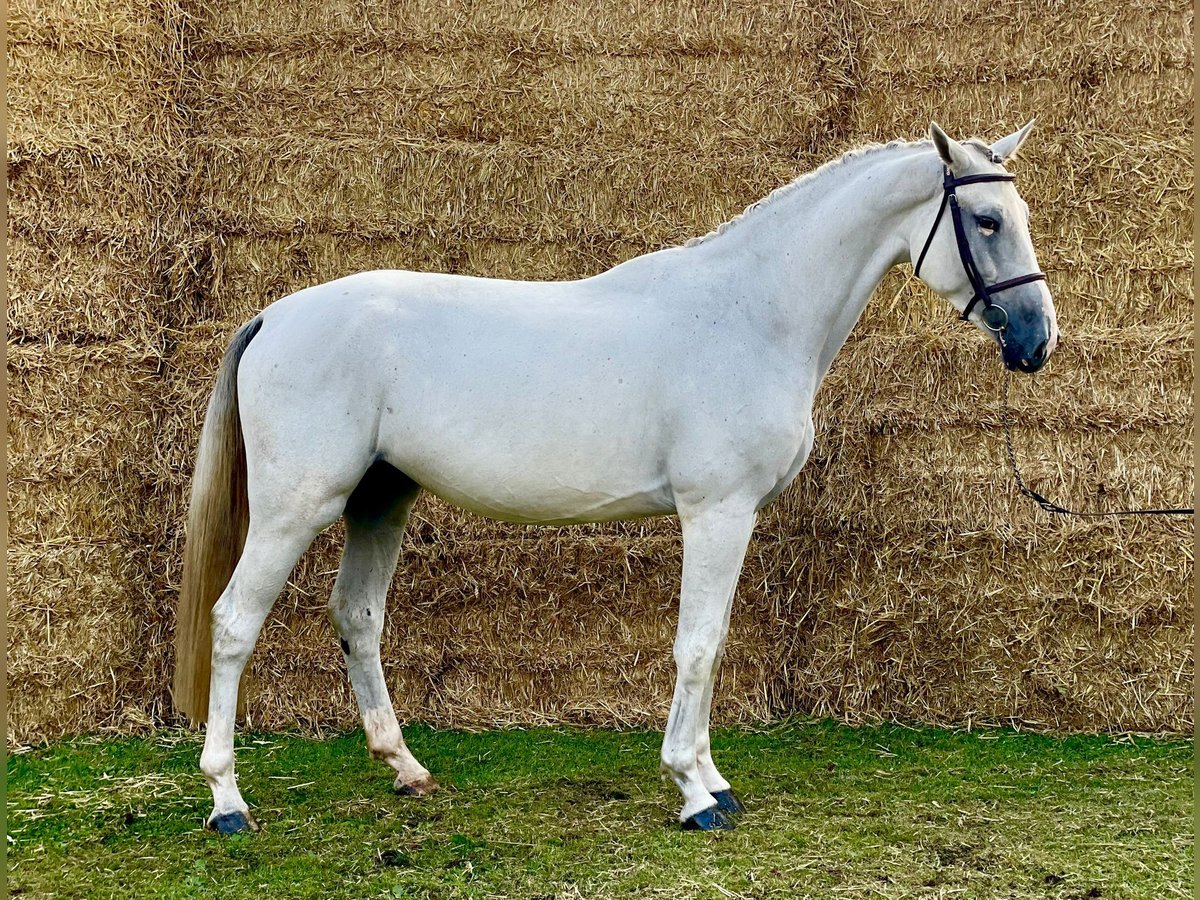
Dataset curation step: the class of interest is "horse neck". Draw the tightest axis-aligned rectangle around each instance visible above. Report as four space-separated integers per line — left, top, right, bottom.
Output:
688 144 937 383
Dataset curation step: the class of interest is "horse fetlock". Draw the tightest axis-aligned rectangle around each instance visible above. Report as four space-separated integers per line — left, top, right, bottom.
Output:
363 710 404 756
659 746 692 779
199 748 234 783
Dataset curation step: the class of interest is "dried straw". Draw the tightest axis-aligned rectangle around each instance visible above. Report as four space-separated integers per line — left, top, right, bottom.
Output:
7 0 1192 744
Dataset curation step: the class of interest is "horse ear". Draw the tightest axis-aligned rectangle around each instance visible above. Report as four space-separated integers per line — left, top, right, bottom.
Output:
990 119 1036 163
929 122 973 172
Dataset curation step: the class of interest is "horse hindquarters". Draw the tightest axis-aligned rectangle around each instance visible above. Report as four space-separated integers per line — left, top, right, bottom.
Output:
179 316 382 832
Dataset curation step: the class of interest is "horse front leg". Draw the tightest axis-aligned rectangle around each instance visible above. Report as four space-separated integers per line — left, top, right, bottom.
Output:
695 601 745 816
661 503 755 831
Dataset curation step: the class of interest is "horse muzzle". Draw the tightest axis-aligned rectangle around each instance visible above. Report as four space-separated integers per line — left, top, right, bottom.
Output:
1001 334 1050 373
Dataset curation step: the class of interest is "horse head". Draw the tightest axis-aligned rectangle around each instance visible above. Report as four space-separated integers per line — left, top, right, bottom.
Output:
914 120 1059 373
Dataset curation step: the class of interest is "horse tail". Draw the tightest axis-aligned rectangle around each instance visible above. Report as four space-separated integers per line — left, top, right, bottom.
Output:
173 317 263 724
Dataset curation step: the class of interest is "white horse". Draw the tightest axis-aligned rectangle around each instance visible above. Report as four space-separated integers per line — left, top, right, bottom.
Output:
174 122 1057 833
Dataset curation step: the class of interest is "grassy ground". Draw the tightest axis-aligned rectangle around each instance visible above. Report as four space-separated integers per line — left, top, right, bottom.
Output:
6 721 1192 899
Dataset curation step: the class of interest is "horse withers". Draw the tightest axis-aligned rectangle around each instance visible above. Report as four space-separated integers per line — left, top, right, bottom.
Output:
173 122 1057 833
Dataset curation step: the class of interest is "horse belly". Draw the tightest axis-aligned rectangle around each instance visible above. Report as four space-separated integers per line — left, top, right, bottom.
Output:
375 375 677 525
410 471 674 525
382 436 676 525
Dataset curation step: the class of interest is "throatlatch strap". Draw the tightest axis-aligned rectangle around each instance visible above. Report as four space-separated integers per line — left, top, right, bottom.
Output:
912 191 949 278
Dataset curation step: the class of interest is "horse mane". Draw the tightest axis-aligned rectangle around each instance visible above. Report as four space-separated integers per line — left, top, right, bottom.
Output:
683 136 997 249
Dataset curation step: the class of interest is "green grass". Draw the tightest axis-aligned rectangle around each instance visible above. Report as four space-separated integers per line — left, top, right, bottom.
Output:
7 722 1192 899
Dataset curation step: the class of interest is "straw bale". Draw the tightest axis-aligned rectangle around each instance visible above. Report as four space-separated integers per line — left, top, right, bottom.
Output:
760 528 1191 732
853 69 1193 142
868 267 1194 338
8 340 166 546
9 0 165 34
9 148 187 233
817 327 1192 430
209 237 1193 335
856 104 1192 276
195 49 833 157
191 136 800 245
192 0 848 56
6 42 182 153
980 264 1192 331
8 341 164 478
852 1 1191 80
7 233 167 342
7 541 157 743
9 475 151 545
147 325 229 469
770 427 1193 536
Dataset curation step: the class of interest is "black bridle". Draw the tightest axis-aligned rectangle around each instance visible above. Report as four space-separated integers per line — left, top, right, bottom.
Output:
913 165 1191 518
913 168 1047 335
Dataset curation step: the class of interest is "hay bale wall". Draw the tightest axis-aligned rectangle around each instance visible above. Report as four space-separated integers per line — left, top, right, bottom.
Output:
8 0 197 737
8 0 1193 743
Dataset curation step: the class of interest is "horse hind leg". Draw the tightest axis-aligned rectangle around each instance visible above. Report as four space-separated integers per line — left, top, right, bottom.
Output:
328 460 438 795
200 520 321 833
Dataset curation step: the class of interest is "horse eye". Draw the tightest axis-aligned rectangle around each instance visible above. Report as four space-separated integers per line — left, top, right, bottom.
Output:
976 216 1000 235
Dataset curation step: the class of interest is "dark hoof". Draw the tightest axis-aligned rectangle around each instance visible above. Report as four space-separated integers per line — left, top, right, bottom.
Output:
681 805 735 831
207 810 259 834
711 789 746 815
394 774 439 796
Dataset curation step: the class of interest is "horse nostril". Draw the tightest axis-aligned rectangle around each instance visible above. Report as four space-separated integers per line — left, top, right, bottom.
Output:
1033 338 1048 363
